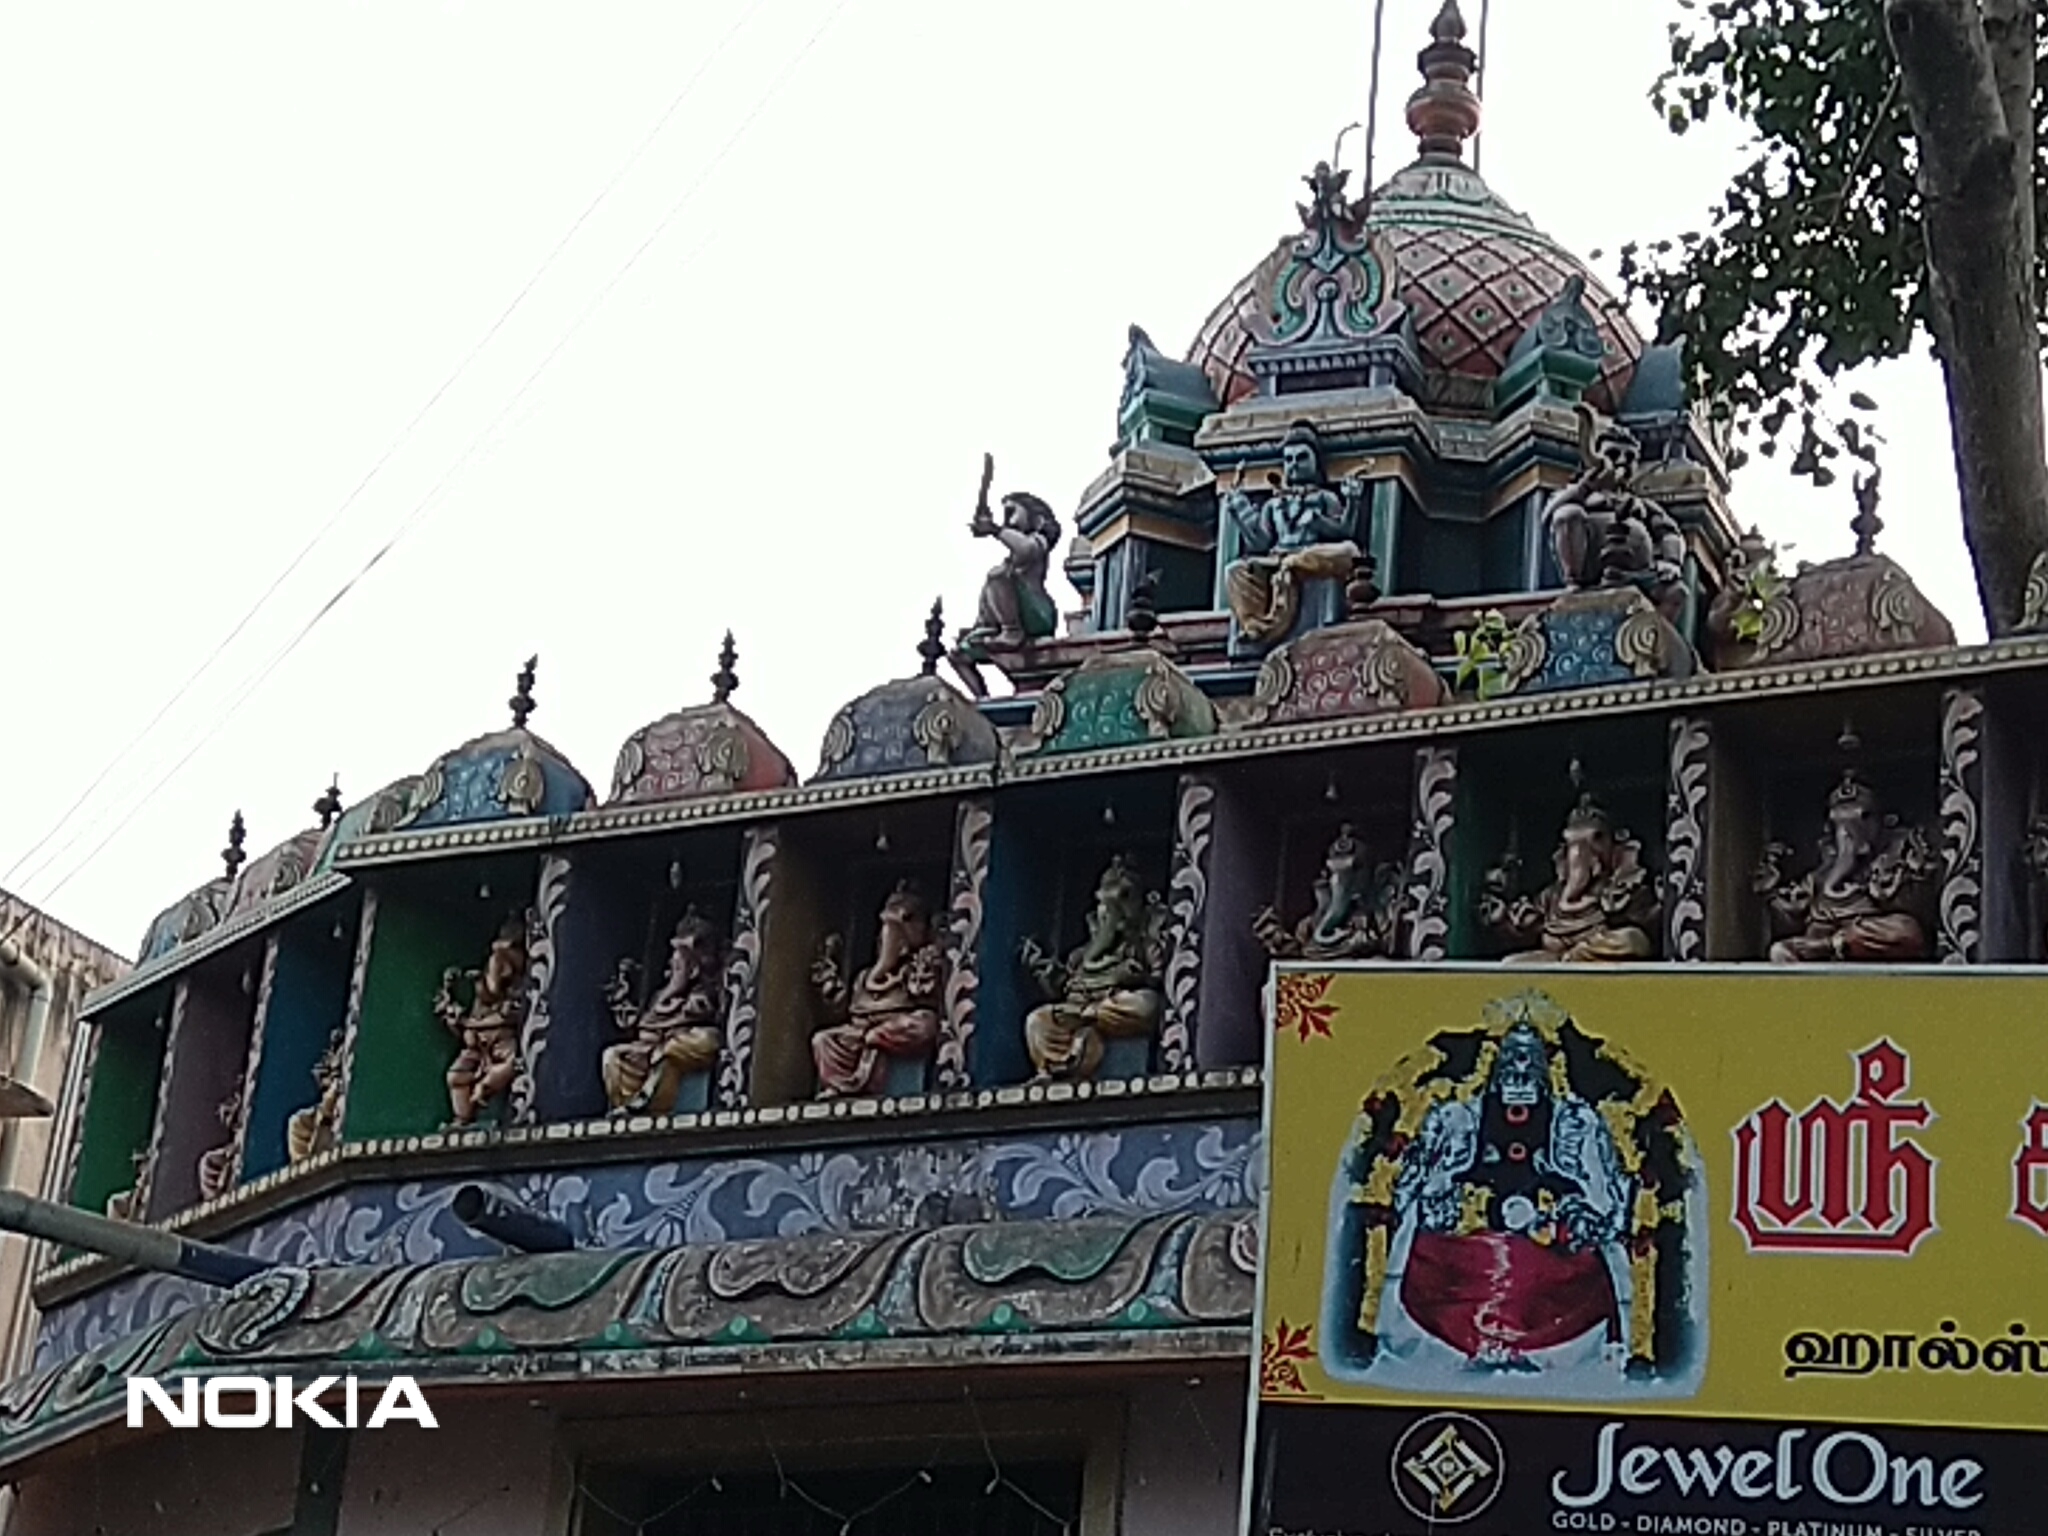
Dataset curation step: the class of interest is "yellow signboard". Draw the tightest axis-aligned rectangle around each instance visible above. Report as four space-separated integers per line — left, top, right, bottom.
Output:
1259 966 2048 1432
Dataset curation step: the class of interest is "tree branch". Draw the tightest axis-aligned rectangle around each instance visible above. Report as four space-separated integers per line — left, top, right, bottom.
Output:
1886 0 2048 632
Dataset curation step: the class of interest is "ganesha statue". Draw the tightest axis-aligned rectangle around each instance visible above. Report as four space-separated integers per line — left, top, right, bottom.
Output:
1757 769 1934 963
1020 855 1168 1081
1254 824 1401 960
1483 786 1659 963
286 1029 345 1162
195 1085 243 1201
601 908 727 1115
809 882 945 1097
433 913 532 1126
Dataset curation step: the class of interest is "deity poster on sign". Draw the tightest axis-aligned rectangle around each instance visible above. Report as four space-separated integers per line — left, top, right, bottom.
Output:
1246 966 2048 1536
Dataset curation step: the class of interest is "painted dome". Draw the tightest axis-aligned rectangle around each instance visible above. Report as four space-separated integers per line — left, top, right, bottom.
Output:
311 777 421 873
608 636 798 805
1187 3 1642 413
136 814 246 963
395 660 594 832
812 607 999 782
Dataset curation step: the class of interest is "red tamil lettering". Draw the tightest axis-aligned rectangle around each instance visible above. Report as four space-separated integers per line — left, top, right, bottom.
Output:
2015 1106 2048 1238
1732 1040 1936 1256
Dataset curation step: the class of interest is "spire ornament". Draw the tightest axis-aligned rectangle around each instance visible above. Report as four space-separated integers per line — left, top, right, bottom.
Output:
1407 0 1483 160
1851 468 1884 558
918 600 946 677
710 633 739 704
509 657 538 730
313 778 344 830
221 812 248 882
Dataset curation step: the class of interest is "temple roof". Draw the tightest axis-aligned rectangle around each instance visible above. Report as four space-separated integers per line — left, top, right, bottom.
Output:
1186 2 1642 413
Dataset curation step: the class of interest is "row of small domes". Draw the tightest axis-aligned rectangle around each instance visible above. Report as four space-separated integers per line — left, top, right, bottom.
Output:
136 620 1000 962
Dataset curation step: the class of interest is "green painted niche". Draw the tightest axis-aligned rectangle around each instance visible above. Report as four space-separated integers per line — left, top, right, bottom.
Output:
68 997 168 1218
342 855 538 1142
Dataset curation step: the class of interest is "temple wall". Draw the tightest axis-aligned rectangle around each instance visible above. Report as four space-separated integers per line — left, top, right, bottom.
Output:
337 1400 566 1536
5 1426 299 1535
1118 1373 1248 1536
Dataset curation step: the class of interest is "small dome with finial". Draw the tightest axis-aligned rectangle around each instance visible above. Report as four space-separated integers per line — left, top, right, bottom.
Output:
225 782 344 920
813 599 1000 782
606 633 798 808
311 775 425 874
135 811 249 963
397 657 594 830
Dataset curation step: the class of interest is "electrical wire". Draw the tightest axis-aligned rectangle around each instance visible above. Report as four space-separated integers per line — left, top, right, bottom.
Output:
0 0 770 901
0 0 853 944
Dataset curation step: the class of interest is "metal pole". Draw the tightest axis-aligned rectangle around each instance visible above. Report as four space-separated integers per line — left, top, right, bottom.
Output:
1474 0 1493 173
451 1184 574 1253
0 1188 271 1288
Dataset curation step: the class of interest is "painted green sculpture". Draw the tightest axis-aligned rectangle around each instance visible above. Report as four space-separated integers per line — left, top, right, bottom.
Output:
1221 420 1369 644
950 453 1062 697
602 909 727 1115
1254 824 1401 960
434 914 531 1126
1020 856 1168 1081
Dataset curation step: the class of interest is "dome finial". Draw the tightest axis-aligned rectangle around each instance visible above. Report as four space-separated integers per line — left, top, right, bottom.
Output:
918 600 946 677
510 657 538 729
1407 0 1482 161
221 811 247 882
711 632 739 703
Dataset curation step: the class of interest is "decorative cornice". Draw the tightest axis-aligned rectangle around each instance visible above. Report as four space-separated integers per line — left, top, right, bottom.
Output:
31 1070 1263 1307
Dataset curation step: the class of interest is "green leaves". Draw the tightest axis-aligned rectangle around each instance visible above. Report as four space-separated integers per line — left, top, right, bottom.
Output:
1630 0 2048 464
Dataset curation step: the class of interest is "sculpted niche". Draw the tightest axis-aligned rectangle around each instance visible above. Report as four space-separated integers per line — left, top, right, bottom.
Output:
1020 856 1168 1081
809 882 946 1097
1483 779 1659 963
1221 420 1368 645
602 909 727 1114
434 914 532 1127
1254 824 1402 961
1757 768 1934 963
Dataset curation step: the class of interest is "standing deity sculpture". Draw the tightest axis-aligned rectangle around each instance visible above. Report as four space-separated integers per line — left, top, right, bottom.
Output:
195 1085 243 1201
601 909 727 1115
1483 783 1659 963
1221 420 1369 644
1545 407 1686 626
434 913 532 1126
1756 769 1934 963
104 1149 148 1221
809 883 946 1097
1254 824 1402 960
287 1029 345 1162
950 453 1062 697
1020 856 1168 1081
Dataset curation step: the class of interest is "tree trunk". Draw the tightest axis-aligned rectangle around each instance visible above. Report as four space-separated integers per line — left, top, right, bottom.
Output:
1886 0 2048 634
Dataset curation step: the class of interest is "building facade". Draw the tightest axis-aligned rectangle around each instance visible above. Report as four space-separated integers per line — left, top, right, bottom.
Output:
3 8 2043 1533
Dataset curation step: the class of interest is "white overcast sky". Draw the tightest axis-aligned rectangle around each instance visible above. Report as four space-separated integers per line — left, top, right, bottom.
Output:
0 0 1980 957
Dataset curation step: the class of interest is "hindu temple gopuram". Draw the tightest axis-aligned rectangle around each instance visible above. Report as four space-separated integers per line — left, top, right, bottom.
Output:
5 7 2045 1532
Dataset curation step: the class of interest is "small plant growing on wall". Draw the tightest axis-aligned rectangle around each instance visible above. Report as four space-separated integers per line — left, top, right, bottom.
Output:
1452 610 1513 701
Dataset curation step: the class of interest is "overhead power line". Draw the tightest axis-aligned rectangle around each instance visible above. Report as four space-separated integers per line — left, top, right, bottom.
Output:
0 0 771 901
7 0 855 936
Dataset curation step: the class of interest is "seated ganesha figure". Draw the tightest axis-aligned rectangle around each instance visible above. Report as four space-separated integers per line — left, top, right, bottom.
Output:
434 913 531 1126
602 908 728 1115
1020 855 1168 1081
1483 788 1658 963
809 882 946 1097
1757 768 1934 963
